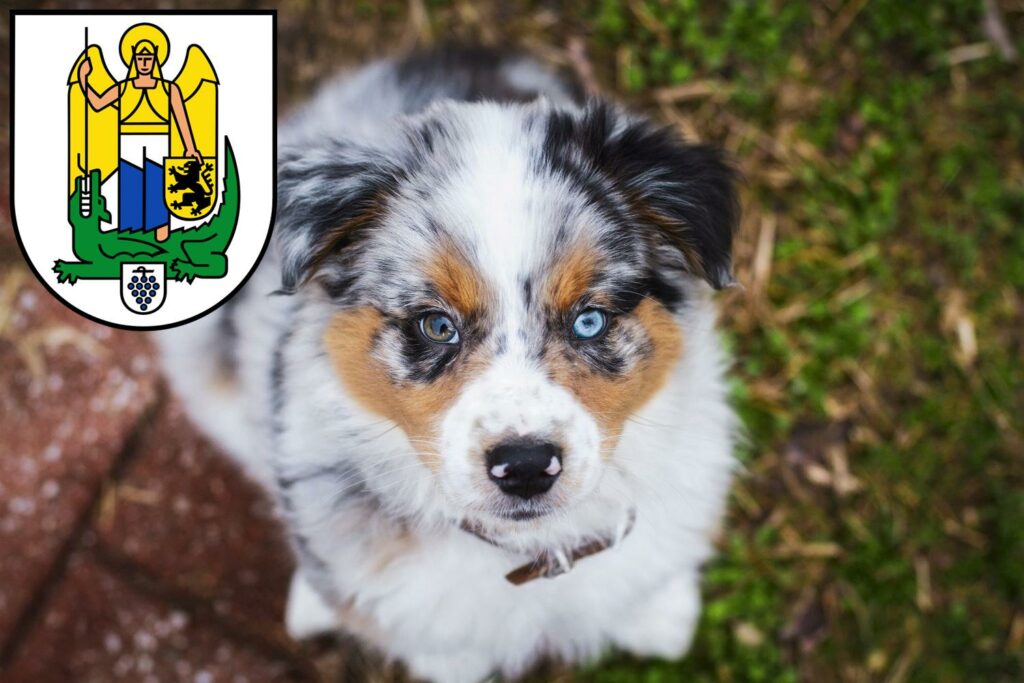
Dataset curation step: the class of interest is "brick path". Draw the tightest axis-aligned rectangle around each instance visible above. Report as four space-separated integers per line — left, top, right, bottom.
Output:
0 206 403 682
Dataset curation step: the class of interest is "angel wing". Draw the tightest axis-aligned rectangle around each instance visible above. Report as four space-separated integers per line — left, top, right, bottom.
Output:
170 45 219 159
67 46 119 197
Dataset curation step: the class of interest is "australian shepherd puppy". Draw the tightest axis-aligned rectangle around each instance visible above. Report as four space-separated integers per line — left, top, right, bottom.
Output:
158 47 739 683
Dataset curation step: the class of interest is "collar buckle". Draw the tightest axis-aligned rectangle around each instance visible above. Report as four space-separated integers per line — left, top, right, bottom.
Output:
541 549 574 578
461 507 637 586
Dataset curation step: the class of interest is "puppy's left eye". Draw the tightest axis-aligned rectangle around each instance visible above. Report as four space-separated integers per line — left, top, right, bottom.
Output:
419 312 460 344
571 308 608 340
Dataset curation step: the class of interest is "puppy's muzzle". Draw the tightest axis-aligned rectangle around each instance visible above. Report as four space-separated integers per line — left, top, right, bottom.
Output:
485 439 563 500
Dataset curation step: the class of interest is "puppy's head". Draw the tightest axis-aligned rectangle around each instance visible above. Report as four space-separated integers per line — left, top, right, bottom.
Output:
277 100 737 526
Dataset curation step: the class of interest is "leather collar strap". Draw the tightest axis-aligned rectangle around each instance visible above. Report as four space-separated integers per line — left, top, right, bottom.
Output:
460 508 637 586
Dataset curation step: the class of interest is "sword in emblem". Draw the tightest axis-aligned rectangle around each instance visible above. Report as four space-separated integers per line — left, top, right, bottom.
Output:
79 27 91 218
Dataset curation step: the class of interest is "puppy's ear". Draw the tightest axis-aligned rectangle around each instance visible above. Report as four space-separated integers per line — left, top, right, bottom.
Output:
555 103 740 289
275 140 401 292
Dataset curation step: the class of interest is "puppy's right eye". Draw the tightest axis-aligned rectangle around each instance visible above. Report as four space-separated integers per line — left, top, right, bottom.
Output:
419 312 460 345
570 308 608 340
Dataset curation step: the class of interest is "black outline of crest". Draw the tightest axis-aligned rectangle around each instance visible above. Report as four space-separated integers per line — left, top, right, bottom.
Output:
8 9 278 331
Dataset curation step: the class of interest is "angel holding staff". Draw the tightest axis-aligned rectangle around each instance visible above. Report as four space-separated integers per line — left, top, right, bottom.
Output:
72 23 218 242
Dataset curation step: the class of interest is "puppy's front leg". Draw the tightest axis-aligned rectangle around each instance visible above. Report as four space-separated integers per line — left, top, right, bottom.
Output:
285 570 339 640
609 573 702 660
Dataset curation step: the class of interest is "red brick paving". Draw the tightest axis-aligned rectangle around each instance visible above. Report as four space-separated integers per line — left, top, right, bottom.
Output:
0 253 347 680
0 267 159 648
3 544 307 683
93 399 295 643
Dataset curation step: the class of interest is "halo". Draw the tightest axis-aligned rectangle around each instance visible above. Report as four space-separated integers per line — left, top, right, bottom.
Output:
119 23 170 67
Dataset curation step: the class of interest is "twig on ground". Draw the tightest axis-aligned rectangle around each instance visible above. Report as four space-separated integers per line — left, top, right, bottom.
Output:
751 213 778 304
945 42 994 66
651 80 734 104
823 0 871 46
566 36 600 97
404 0 433 47
983 0 1019 62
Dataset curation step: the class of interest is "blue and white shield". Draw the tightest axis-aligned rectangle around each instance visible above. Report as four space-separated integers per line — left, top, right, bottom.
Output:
120 263 166 314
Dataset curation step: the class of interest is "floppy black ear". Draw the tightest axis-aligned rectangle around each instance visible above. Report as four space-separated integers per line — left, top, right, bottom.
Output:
566 103 740 289
275 140 402 292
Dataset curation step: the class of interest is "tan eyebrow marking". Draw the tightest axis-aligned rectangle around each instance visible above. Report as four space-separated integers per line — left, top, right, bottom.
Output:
545 243 599 312
425 243 487 317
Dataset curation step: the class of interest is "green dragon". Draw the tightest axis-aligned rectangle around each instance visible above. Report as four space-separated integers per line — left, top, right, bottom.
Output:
54 139 240 285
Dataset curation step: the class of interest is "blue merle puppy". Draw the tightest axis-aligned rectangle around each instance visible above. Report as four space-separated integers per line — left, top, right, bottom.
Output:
159 46 738 683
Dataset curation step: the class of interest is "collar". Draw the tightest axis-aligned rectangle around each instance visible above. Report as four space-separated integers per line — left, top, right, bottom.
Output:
460 507 637 586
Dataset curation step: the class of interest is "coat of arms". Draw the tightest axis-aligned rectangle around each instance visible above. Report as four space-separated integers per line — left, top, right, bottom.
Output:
10 12 276 329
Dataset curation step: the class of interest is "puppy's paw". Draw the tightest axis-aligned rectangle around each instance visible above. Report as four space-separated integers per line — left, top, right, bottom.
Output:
405 650 496 683
610 574 701 660
285 571 338 640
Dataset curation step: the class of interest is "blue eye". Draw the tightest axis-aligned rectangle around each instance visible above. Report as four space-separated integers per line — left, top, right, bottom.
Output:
419 312 460 344
571 309 608 340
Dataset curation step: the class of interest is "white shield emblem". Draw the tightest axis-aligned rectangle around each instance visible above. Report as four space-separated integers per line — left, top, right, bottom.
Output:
120 263 166 314
10 12 276 329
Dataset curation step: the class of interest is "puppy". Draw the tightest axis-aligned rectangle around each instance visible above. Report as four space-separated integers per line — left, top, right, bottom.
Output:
158 47 739 683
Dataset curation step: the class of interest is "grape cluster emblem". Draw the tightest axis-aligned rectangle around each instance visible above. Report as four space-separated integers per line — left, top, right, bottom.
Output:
121 264 164 313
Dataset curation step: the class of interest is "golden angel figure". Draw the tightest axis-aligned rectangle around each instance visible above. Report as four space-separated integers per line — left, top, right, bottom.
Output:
68 23 218 242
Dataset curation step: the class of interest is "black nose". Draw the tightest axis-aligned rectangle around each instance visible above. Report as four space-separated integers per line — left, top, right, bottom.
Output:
485 440 563 500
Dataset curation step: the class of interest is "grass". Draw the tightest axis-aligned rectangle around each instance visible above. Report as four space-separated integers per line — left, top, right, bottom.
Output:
581 2 1024 681
574 2 1023 681
283 1 1024 680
